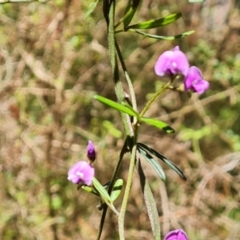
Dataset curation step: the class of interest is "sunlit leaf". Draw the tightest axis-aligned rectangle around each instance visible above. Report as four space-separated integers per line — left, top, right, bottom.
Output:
81 185 100 196
94 95 139 118
138 147 166 181
127 13 182 30
140 117 174 133
123 0 141 28
123 6 137 29
131 29 195 40
84 0 99 19
110 179 124 202
228 208 240 222
138 143 187 180
92 178 112 203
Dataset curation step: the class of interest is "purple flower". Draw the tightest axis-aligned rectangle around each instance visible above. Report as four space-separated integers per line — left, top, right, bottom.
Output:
67 161 95 185
184 66 209 94
87 140 96 162
154 46 189 77
164 229 188 240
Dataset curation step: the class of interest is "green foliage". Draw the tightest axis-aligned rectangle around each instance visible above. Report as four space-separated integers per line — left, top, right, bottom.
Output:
138 147 166 181
140 117 174 133
110 179 124 202
228 208 240 222
126 13 182 30
84 0 99 19
94 94 139 118
129 29 195 40
138 143 187 180
122 1 139 29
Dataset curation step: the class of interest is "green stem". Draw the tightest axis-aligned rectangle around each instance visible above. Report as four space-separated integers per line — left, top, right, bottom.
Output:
108 0 133 137
118 140 138 240
96 137 130 240
115 42 137 112
139 81 171 118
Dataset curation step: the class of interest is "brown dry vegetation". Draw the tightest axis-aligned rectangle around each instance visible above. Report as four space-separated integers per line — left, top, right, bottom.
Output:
0 0 240 239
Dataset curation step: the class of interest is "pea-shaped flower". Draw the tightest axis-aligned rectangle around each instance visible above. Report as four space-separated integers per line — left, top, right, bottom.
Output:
87 140 96 162
164 229 188 240
154 46 189 77
67 161 95 186
184 66 209 94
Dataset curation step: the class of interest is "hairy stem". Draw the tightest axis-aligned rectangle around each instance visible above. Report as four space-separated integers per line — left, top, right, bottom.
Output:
118 139 137 240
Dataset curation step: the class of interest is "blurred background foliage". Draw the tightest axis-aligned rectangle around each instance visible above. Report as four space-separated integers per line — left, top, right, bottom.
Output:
0 0 240 239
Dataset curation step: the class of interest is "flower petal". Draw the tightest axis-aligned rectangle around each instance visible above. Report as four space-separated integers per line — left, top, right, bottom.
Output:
184 66 209 94
164 229 188 240
154 46 189 76
67 161 95 185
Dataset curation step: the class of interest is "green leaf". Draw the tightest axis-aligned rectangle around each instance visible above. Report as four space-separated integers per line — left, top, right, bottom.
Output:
84 0 99 19
110 179 124 202
127 13 182 30
228 208 240 222
140 117 174 133
138 143 187 180
136 160 161 239
81 185 100 196
123 0 141 28
123 6 137 29
138 147 166 181
94 95 139 118
131 29 195 40
92 178 112 203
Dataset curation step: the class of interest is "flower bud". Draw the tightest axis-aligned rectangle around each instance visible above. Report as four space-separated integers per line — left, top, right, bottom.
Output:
87 140 96 162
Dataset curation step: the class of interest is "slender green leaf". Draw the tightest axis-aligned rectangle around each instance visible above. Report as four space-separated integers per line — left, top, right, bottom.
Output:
138 143 187 180
123 6 137 29
141 117 174 133
123 0 141 28
93 178 119 215
132 29 195 40
81 186 100 196
127 13 182 30
84 0 99 19
138 147 166 181
94 94 139 118
92 178 112 203
120 101 140 119
110 179 124 202
136 159 161 239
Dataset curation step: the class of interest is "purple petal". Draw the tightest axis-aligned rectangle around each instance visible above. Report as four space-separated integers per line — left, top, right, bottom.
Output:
164 229 188 240
184 66 209 94
154 46 189 77
67 161 95 185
